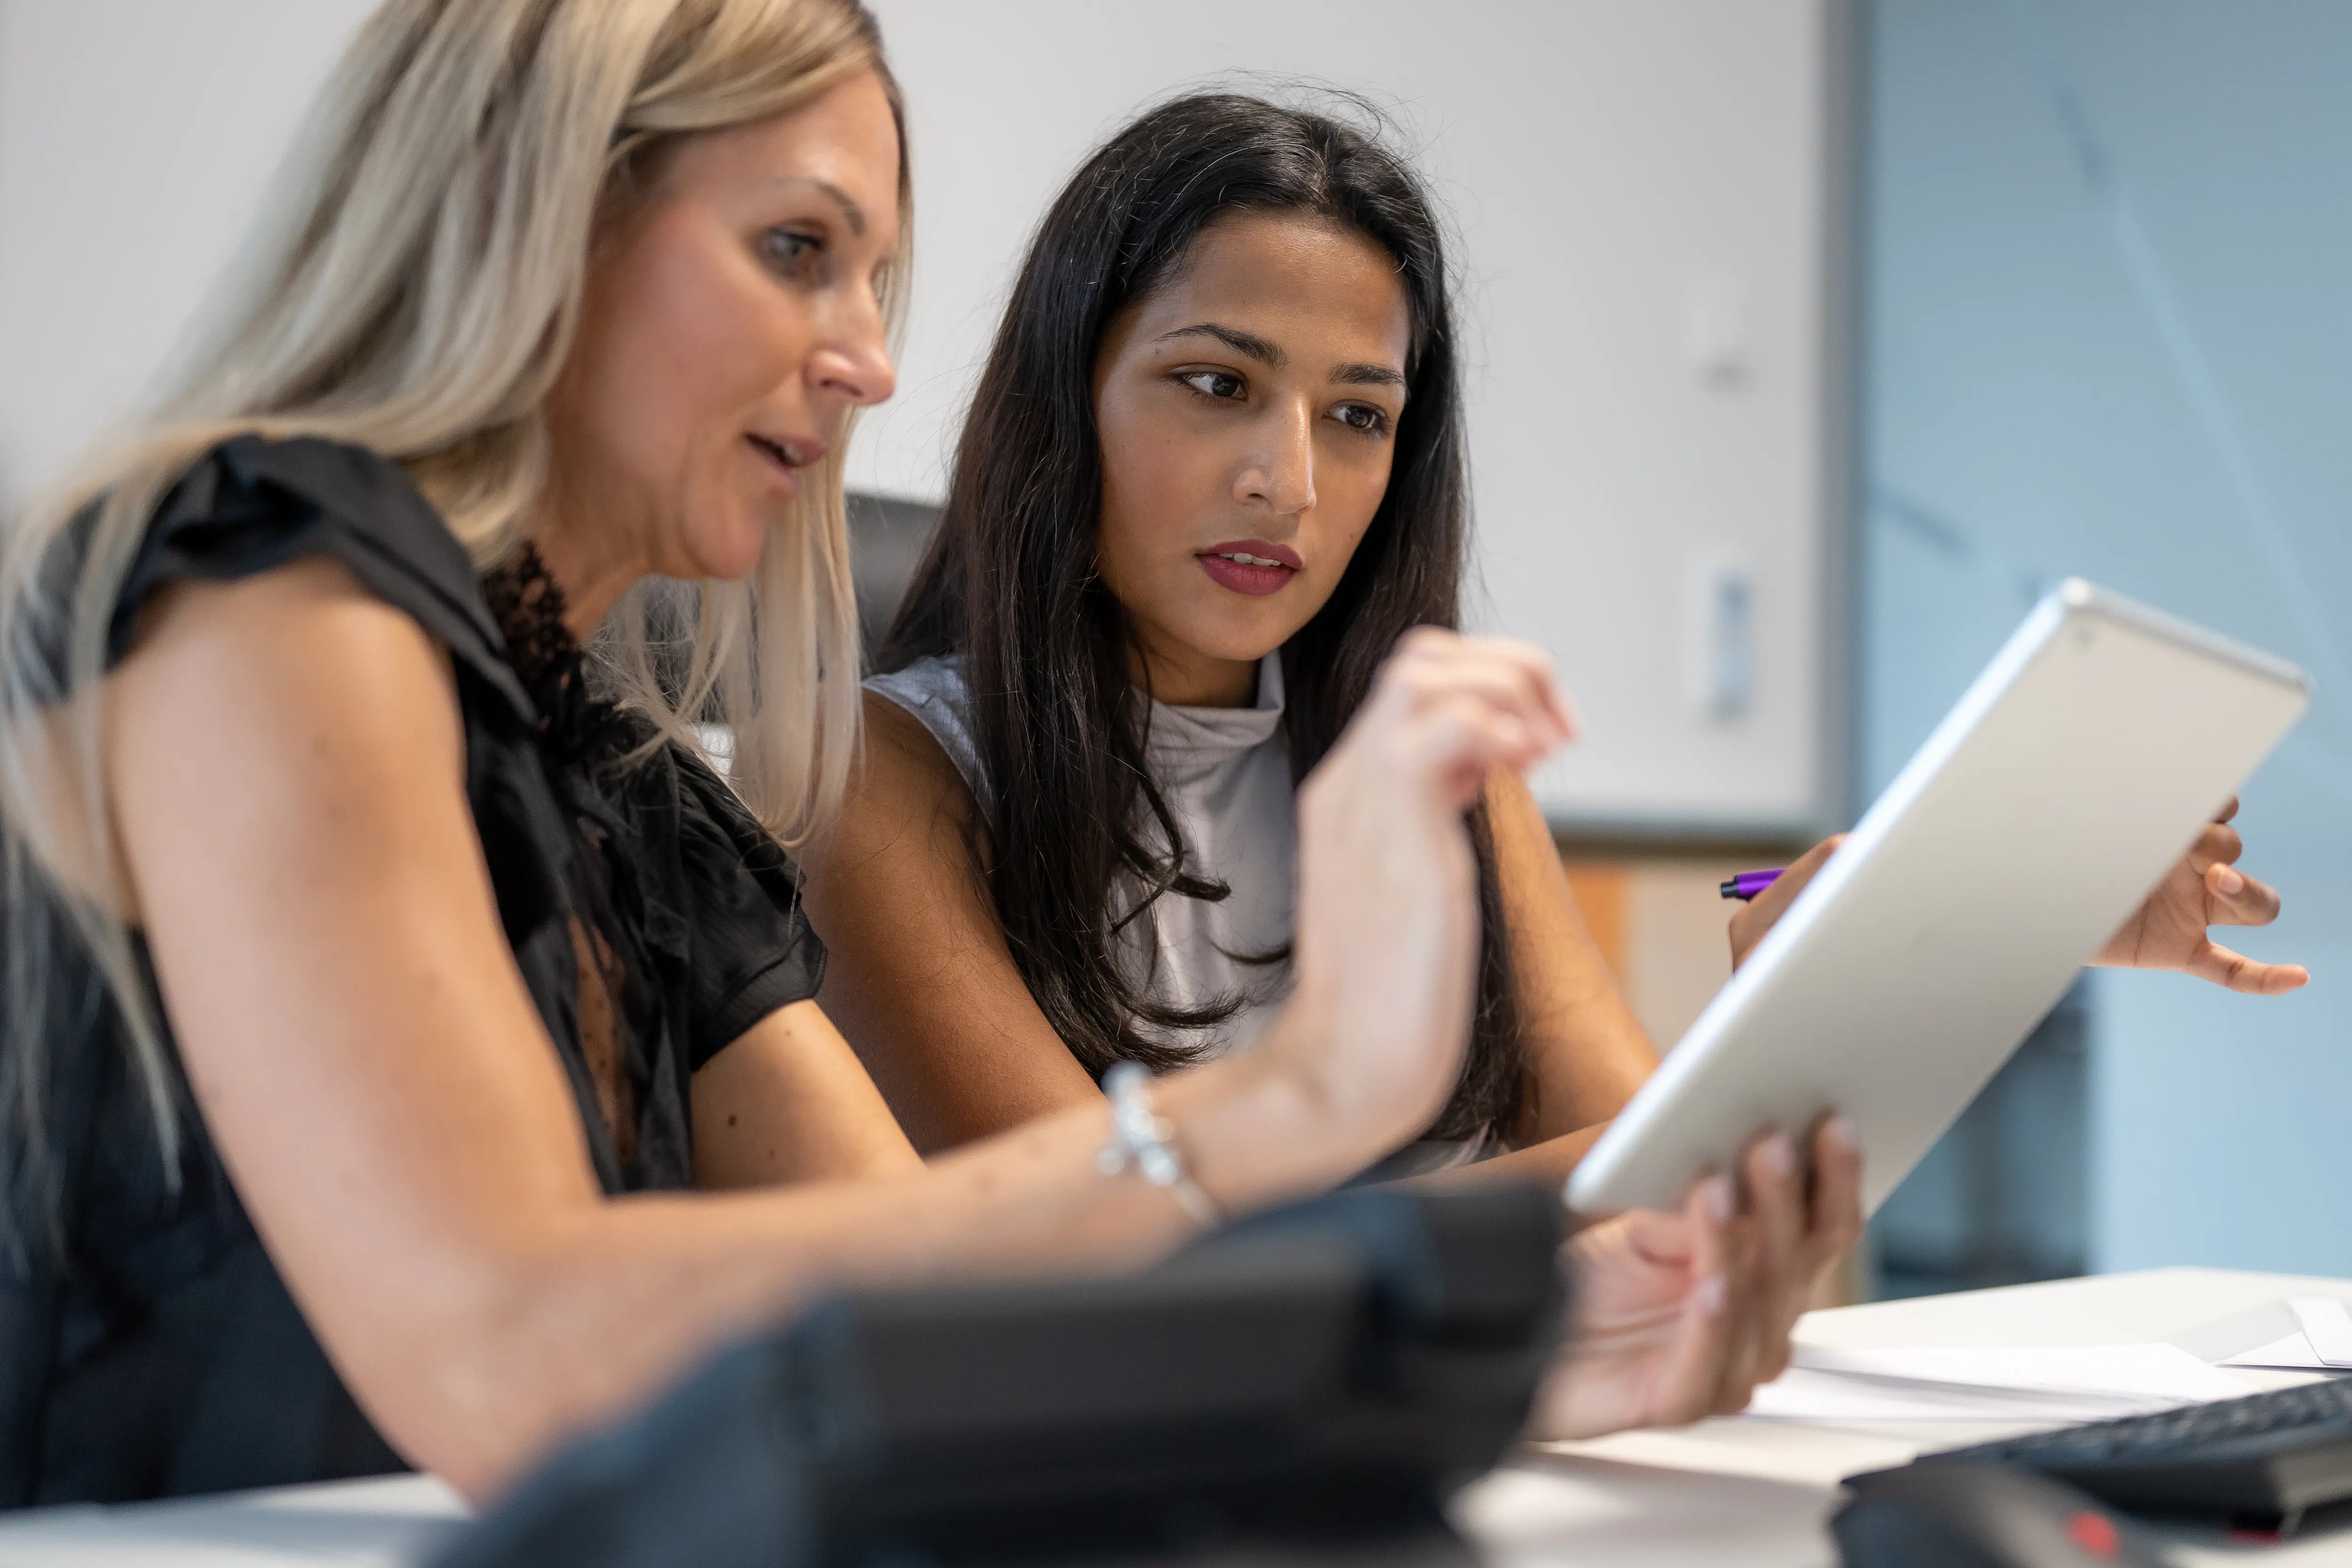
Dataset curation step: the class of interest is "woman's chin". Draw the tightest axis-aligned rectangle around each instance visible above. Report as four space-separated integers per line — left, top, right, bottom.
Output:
1175 607 1311 669
680 512 770 582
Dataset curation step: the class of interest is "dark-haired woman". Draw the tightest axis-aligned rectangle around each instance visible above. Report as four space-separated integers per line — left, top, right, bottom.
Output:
804 94 2302 1194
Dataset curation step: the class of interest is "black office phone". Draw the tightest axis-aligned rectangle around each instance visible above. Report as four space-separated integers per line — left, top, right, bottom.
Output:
439 1183 1565 1568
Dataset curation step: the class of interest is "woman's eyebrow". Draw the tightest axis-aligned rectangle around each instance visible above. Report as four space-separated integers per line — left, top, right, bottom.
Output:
768 175 866 236
1154 322 1284 367
1332 362 1406 388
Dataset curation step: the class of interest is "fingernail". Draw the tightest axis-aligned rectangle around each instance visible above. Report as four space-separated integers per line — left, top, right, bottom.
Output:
1761 1134 1795 1178
1695 1274 1726 1316
2218 868 2245 894
1706 1175 1734 1222
1825 1114 1857 1153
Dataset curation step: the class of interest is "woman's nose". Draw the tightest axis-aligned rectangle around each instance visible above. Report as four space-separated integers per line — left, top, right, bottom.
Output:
1236 401 1316 516
809 297 898 409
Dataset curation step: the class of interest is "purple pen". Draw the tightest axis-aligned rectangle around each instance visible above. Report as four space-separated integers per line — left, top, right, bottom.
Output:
1720 868 1783 901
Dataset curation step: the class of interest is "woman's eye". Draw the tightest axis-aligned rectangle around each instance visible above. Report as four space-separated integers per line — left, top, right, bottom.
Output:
760 227 823 276
1334 403 1389 435
1177 370 1246 400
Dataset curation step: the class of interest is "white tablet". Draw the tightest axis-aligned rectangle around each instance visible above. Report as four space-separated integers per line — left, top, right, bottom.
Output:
1565 580 2309 1218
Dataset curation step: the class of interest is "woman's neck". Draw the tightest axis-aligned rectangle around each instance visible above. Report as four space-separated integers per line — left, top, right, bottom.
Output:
524 501 640 640
1130 633 1260 708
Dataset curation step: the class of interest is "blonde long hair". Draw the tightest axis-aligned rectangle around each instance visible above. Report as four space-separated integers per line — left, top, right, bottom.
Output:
0 0 906 1226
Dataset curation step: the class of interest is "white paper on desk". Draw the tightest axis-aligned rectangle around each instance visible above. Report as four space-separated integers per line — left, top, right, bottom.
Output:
1745 1345 2256 1424
2219 1299 2352 1371
2225 1332 2329 1370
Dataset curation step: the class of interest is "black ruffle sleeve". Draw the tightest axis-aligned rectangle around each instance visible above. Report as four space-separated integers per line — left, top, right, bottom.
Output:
670 749 827 1069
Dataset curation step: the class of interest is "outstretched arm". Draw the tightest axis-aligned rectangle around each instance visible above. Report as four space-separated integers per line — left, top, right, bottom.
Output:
109 569 1565 1498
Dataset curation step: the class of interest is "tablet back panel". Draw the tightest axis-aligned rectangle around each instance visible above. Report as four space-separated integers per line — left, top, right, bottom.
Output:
1566 581 2310 1217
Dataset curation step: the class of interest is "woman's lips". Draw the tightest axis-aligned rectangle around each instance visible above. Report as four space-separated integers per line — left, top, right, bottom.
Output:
1196 539 1302 598
747 432 819 496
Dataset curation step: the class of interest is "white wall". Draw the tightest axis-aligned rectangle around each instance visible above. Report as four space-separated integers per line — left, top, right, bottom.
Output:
0 0 378 495
868 0 1850 836
0 0 1848 836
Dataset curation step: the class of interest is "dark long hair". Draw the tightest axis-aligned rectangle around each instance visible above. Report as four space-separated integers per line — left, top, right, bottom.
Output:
882 92 1523 1143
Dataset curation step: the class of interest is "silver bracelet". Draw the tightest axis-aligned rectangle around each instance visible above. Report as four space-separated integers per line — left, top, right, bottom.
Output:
1097 1062 1222 1229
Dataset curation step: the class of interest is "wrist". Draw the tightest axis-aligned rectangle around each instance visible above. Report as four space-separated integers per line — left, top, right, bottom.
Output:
1097 1063 1221 1229
1152 1036 1390 1220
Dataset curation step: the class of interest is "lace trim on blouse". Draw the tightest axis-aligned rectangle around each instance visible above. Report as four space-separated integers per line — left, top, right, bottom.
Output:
479 540 634 764
480 538 642 1163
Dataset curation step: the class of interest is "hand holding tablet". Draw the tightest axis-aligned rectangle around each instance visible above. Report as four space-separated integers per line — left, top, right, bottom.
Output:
1532 1116 1863 1438
1724 798 2300 988
1568 581 2311 1219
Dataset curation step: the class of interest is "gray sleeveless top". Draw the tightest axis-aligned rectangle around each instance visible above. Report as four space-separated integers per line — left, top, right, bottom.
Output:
868 653 1488 1178
867 654 1297 1058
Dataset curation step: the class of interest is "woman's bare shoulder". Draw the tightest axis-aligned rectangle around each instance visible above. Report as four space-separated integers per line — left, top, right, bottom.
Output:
848 686 982 839
799 689 993 933
114 554 462 748
88 557 463 918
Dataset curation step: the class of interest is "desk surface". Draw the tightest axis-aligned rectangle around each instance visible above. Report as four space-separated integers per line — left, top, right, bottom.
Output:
7 1266 2352 1567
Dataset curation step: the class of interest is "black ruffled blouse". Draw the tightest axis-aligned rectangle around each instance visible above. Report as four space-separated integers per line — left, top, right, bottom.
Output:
0 436 827 1506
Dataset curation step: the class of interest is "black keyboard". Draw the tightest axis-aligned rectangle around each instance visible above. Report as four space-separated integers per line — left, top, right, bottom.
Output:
1853 1377 2352 1526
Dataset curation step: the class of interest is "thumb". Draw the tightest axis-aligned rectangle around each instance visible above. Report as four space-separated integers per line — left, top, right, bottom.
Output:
2190 939 2309 995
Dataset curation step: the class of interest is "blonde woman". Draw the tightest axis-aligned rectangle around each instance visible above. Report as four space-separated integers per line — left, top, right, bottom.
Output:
0 0 1857 1512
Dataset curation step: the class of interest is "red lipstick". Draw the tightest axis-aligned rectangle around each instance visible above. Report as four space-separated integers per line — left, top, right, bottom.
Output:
1196 539 1303 598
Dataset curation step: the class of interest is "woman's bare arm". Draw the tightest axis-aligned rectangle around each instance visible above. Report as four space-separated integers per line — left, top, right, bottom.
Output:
1486 768 1659 1142
801 692 1103 1152
1399 767 1659 1191
1403 770 1661 1191
691 1002 924 1188
108 573 1550 1501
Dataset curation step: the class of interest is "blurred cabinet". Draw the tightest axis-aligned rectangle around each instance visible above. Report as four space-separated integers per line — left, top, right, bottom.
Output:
1563 856 1756 1055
